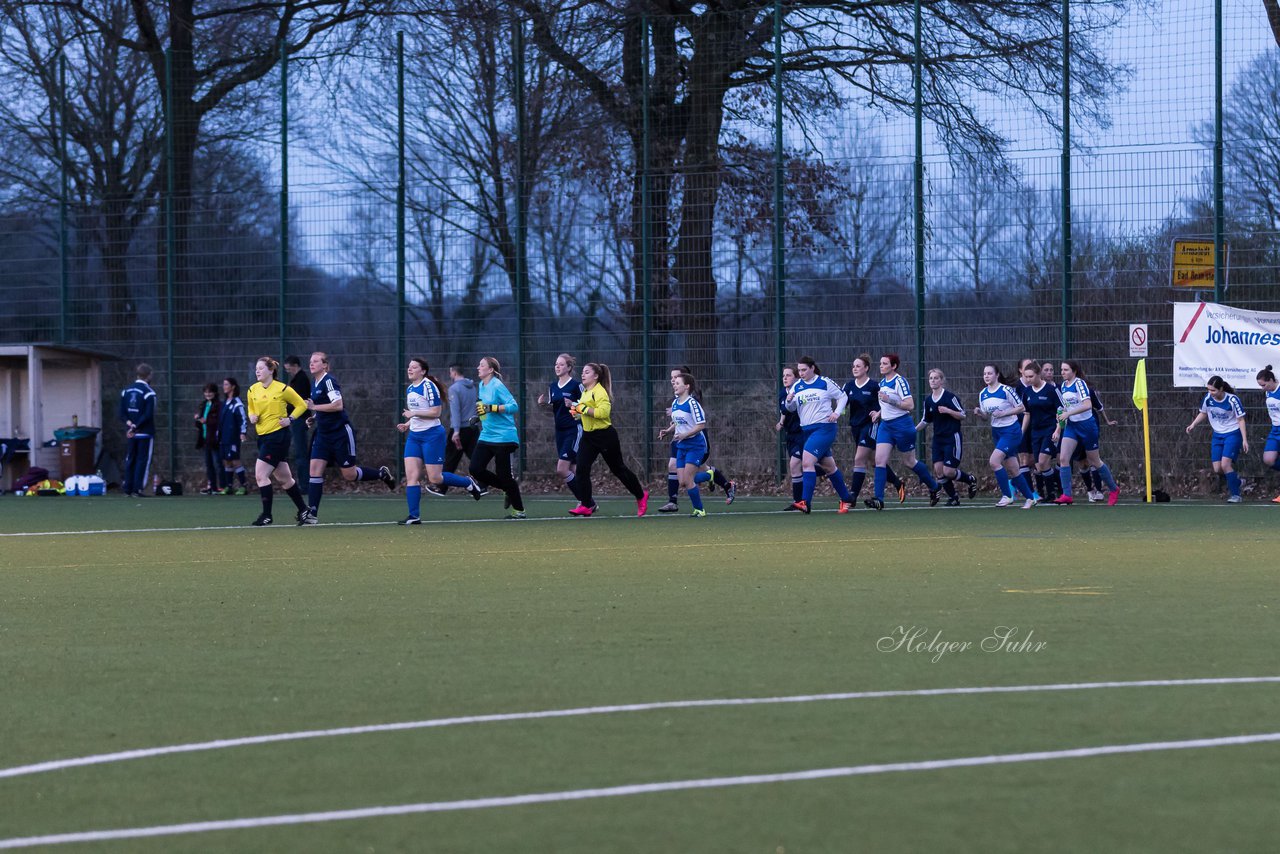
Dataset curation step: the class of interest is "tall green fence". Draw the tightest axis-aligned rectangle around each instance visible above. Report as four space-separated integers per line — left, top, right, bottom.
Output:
1 2 1277 497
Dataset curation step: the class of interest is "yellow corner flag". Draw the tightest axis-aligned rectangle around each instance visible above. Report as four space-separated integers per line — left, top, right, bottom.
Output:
1133 358 1152 502
1132 358 1148 410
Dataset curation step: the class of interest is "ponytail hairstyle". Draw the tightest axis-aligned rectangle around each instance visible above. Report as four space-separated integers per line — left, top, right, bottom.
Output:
1257 365 1276 383
854 353 873 373
586 362 613 398
557 353 577 373
1206 375 1236 395
480 356 503 380
257 356 279 379
223 377 241 399
798 355 820 376
410 357 442 396
675 372 697 397
1063 359 1085 379
983 363 1012 386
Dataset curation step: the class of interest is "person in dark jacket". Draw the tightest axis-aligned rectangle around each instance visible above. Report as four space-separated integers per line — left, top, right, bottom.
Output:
284 355 312 478
194 382 221 494
437 363 482 496
119 363 157 497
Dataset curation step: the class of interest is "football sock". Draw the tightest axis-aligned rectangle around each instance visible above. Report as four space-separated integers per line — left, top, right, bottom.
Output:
912 460 940 491
943 478 957 498
791 476 804 502
713 469 731 489
407 485 421 517
995 468 1011 496
1058 466 1074 497
356 466 380 482
688 485 703 511
885 466 902 488
442 472 471 488
667 474 679 502
235 467 246 486
828 470 852 502
308 477 324 513
873 466 887 500
850 467 867 499
259 485 273 516
1013 473 1035 499
1226 471 1241 497
284 482 307 511
1098 464 1117 491
802 470 817 504
694 470 711 485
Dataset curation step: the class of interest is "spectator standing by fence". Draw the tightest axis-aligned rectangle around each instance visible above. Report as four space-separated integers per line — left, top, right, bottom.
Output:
119 363 157 497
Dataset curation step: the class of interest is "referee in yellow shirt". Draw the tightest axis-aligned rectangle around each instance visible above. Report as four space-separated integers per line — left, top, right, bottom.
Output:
567 362 648 517
246 356 312 526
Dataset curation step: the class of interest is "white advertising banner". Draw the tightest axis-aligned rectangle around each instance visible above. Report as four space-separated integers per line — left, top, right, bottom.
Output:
1173 302 1280 387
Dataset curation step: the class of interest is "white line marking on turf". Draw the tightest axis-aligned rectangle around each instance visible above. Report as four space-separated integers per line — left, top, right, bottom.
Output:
2 677 1276 781
2 730 1278 849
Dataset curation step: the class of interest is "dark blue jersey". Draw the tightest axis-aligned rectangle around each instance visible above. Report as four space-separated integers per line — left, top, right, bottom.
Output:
1019 382 1064 431
778 386 801 437
118 380 157 435
923 389 965 438
310 373 351 434
842 378 881 430
549 377 584 432
218 397 248 442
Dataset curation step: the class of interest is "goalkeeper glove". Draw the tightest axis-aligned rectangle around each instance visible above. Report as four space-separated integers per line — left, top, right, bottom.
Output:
476 402 488 418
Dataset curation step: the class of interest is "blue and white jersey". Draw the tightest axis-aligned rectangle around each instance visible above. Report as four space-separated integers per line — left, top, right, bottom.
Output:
549 378 584 432
1200 392 1245 434
1058 378 1094 423
923 389 965 439
670 395 707 443
878 374 912 421
218 396 247 443
1019 382 1064 431
979 384 1023 429
119 380 157 435
406 379 443 432
1266 388 1280 427
842 378 880 429
786 376 848 428
311 373 351 434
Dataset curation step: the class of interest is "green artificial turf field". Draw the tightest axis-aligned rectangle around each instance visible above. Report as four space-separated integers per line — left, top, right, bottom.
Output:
1 493 1278 852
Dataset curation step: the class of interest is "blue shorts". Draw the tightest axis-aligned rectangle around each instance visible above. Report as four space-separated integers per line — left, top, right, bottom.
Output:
1030 427 1059 459
404 426 446 465
876 416 917 453
786 432 804 460
851 420 877 449
1265 426 1280 454
802 422 838 459
556 425 583 463
932 433 963 467
219 441 242 462
1211 430 1243 463
991 423 1022 457
675 437 709 470
1062 416 1100 452
311 425 359 469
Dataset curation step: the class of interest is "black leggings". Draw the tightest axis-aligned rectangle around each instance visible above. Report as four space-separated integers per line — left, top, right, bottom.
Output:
573 427 645 507
469 441 523 511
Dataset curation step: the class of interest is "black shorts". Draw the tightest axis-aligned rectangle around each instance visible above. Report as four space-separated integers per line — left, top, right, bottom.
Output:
256 429 291 468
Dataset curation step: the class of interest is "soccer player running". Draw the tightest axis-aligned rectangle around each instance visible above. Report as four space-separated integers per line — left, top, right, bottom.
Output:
118 363 157 497
218 377 249 494
867 353 941 510
469 356 526 519
536 353 584 500
1186 375 1248 503
396 357 483 524
976 364 1038 509
1255 365 1280 502
843 353 905 506
659 365 736 512
566 362 649 517
1018 361 1064 500
776 365 806 508
246 357 312 526
783 356 856 514
658 372 713 517
301 352 396 524
916 368 976 506
1052 360 1120 506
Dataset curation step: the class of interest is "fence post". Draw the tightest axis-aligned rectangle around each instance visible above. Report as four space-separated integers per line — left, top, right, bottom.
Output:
164 48 177 482
773 0 786 482
512 17 528 474
913 0 925 399
396 32 407 468
58 52 69 346
279 39 288 358
1060 0 1072 360
1213 0 1225 304
642 14 653 479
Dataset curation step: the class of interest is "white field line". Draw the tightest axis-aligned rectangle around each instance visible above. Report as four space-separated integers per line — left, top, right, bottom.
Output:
1 730 1278 849
2 677 1277 782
